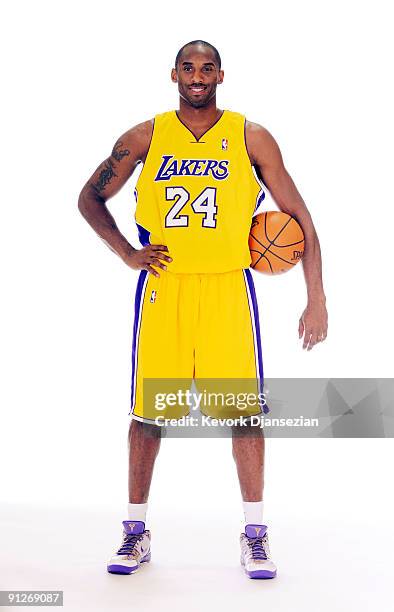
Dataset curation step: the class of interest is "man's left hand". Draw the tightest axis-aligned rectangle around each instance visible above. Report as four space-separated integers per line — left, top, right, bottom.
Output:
298 300 328 350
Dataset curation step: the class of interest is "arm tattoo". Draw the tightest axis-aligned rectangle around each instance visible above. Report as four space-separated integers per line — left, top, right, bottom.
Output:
111 139 130 162
91 158 118 193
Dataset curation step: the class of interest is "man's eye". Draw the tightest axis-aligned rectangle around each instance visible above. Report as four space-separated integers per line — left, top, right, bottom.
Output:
203 66 213 71
183 66 192 71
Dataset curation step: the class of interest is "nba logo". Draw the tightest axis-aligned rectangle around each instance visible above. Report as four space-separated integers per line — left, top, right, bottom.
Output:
221 138 228 151
150 290 157 303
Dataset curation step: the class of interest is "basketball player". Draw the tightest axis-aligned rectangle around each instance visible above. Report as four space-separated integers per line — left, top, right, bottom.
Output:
78 40 328 579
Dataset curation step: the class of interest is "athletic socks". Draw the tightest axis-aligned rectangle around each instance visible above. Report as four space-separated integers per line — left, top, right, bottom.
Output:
127 500 262 528
243 501 264 526
127 502 148 523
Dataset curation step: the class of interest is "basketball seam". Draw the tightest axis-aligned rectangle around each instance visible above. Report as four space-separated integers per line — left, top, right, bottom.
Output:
264 213 294 249
252 253 274 273
250 233 297 266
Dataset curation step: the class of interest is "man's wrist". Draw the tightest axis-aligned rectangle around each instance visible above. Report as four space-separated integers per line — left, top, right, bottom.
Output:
307 291 326 306
120 242 137 262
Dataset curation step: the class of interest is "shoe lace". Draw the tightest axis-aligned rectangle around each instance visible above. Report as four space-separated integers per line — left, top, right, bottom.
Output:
117 533 142 555
247 536 267 560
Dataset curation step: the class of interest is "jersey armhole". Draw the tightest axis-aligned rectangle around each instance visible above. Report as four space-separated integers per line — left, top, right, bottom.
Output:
134 117 156 191
243 118 266 217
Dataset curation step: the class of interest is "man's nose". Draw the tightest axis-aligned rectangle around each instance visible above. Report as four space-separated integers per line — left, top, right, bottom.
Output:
191 69 205 83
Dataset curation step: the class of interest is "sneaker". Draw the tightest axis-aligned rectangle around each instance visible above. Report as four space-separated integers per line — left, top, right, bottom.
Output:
107 520 151 574
240 524 277 579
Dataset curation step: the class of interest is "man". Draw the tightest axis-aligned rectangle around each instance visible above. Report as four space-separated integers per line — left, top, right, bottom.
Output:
78 40 328 579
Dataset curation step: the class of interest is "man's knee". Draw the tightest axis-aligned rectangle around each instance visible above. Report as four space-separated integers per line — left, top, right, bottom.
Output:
128 418 162 443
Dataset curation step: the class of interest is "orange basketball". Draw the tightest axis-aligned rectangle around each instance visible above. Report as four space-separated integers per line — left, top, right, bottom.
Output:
249 211 305 274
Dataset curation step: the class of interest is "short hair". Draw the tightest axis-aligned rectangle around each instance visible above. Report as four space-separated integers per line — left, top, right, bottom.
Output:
175 40 221 70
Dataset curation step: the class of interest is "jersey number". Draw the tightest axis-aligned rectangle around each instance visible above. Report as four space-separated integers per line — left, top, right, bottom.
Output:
165 187 218 228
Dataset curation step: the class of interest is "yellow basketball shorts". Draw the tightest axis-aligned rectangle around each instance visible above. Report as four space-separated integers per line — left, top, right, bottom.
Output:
128 268 264 423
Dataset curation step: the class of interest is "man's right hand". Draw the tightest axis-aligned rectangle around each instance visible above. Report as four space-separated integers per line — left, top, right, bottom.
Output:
123 244 172 277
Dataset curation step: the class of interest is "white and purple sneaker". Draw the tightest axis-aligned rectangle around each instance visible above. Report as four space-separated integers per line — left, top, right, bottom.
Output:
240 524 277 579
107 520 151 575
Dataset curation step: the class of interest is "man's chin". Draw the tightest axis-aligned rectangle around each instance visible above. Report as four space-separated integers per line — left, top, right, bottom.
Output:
190 100 209 108
187 95 211 109
179 90 215 109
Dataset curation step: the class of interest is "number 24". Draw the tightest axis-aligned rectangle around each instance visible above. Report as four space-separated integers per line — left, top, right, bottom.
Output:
165 186 218 228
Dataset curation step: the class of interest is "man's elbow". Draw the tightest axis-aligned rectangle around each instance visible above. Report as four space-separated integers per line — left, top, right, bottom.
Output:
78 185 102 219
78 189 87 217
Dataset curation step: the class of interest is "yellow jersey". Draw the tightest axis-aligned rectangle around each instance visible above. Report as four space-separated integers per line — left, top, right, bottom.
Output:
134 110 264 273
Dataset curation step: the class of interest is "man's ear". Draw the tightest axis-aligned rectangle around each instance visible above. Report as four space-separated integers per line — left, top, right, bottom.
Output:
171 68 178 83
218 69 224 85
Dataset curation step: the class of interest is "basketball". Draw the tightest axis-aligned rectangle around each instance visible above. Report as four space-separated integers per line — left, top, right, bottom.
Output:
249 211 305 274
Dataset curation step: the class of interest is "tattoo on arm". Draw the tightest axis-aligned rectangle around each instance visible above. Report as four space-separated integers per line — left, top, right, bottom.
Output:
91 158 118 193
111 139 130 162
89 140 130 195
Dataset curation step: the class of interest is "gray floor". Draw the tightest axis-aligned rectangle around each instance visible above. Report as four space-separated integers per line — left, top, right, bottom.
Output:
1 501 393 612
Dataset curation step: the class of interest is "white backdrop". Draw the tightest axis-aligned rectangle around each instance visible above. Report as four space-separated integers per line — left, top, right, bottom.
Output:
1 1 393 610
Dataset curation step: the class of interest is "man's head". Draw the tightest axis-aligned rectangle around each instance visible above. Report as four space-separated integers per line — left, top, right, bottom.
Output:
171 40 224 108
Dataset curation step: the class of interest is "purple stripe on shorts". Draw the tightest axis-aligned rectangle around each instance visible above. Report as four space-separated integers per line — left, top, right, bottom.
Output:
129 270 149 415
243 269 264 402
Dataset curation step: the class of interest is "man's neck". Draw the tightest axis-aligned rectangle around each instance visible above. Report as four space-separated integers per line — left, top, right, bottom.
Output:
177 97 222 128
